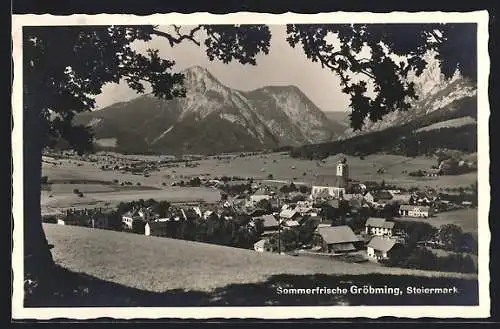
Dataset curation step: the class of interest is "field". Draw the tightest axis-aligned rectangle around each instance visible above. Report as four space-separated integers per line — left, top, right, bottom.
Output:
416 116 476 132
395 208 479 238
41 151 477 213
37 224 479 306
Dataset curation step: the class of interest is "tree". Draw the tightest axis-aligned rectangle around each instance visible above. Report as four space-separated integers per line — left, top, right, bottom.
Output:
23 22 475 289
438 224 464 251
23 24 271 283
286 23 476 130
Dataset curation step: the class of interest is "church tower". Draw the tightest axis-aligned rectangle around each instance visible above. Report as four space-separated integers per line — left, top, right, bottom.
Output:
336 157 349 188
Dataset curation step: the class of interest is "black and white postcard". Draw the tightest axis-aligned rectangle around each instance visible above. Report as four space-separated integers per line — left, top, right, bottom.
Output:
11 11 491 319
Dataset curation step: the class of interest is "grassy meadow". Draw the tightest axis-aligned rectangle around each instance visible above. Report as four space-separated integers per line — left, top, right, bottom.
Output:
37 223 478 307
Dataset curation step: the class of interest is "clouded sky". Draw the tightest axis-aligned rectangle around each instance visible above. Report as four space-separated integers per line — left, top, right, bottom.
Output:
94 25 350 112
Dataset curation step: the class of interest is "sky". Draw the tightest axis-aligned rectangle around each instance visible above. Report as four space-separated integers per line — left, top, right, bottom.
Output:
94 25 351 112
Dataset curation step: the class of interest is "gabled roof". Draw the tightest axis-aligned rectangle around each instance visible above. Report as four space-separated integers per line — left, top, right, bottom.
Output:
279 208 297 219
254 239 268 248
365 217 386 228
367 236 399 252
283 220 300 227
399 204 431 212
382 221 395 229
260 214 279 228
317 225 359 245
373 191 393 200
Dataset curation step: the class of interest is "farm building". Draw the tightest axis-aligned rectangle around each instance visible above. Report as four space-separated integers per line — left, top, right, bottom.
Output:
316 225 360 253
311 185 345 200
258 214 280 231
254 239 272 253
279 208 299 221
391 193 412 204
364 218 395 236
399 205 433 218
250 187 273 203
366 236 402 262
283 220 300 228
372 191 394 203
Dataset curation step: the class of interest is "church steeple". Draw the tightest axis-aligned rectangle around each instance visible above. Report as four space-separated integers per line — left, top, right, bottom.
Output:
336 157 349 188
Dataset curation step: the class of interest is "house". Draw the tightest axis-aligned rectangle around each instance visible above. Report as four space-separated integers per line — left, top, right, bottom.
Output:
363 192 375 203
250 187 273 203
461 201 474 208
366 236 402 262
426 168 442 177
121 209 140 229
316 225 360 253
391 193 412 204
311 185 345 200
283 220 300 228
259 214 280 231
279 208 299 221
145 221 169 237
372 191 393 203
254 239 273 252
365 218 395 236
399 204 433 218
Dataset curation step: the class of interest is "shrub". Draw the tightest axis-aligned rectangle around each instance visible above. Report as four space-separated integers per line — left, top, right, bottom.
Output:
267 173 274 180
73 188 80 194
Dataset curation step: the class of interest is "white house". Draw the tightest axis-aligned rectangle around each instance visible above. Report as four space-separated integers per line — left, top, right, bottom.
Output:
279 208 299 221
254 239 272 253
366 236 401 262
311 185 345 200
399 205 433 218
365 218 395 236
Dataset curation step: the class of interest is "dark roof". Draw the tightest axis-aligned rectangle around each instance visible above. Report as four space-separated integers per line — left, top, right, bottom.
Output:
260 214 279 228
382 221 395 229
317 225 359 245
399 205 431 212
373 191 393 200
331 243 356 252
365 217 386 228
367 236 399 252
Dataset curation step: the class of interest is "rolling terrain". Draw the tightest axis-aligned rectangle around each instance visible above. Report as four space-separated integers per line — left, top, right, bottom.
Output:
36 223 478 307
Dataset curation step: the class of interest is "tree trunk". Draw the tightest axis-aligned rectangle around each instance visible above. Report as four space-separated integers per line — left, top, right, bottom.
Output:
23 103 54 280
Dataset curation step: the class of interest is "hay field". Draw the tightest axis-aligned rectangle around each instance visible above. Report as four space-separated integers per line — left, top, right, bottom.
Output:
395 208 479 239
41 152 477 212
44 224 477 295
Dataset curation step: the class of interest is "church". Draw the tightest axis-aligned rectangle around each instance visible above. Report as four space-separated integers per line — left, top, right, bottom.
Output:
311 157 349 200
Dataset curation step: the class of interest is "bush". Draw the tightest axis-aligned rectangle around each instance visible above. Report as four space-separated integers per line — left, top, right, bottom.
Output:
73 188 80 194
267 173 274 180
136 182 141 186
113 179 119 183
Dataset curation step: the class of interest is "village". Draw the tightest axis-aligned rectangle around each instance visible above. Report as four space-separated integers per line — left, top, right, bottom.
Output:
43 156 478 274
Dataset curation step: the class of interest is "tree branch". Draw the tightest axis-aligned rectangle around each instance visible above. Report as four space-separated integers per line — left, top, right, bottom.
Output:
151 25 202 47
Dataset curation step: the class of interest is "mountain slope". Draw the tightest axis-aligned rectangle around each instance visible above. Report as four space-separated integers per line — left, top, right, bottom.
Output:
75 66 344 154
342 53 477 138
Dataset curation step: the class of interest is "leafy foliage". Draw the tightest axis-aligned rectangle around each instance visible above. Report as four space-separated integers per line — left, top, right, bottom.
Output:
286 23 476 130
